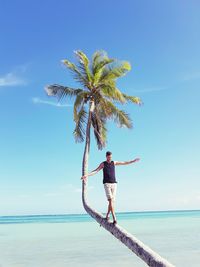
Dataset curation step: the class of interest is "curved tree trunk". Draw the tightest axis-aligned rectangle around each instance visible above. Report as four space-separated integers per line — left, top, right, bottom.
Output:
81 101 176 267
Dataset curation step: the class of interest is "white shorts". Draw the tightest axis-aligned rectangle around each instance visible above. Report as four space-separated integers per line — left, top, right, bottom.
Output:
104 183 117 201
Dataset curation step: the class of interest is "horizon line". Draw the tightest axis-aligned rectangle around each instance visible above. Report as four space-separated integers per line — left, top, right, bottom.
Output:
0 208 200 218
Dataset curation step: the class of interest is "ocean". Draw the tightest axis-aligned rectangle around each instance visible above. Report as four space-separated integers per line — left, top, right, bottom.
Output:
0 210 199 267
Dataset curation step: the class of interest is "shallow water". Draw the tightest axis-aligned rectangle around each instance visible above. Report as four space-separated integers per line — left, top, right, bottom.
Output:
0 210 199 267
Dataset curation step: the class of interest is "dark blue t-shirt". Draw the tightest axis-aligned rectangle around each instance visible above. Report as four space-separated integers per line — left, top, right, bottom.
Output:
103 160 117 184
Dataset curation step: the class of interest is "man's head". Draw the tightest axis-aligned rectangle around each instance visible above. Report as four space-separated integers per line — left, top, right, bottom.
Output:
106 151 112 161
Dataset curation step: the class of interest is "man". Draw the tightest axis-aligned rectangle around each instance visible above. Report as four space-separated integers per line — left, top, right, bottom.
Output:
81 151 140 225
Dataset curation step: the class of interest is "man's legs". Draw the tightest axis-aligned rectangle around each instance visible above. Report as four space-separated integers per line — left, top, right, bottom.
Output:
106 199 111 219
104 183 117 223
106 198 117 222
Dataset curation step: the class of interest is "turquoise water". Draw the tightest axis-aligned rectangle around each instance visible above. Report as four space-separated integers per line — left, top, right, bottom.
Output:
0 209 199 224
0 210 199 266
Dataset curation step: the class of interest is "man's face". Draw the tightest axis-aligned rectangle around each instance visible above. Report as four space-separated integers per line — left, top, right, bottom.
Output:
106 154 112 161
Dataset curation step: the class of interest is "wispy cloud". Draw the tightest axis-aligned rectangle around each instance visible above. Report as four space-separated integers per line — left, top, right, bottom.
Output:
0 64 29 87
74 185 94 193
42 183 94 197
196 195 200 201
58 183 94 194
136 70 200 93
18 194 30 198
182 71 200 81
32 97 72 107
133 86 168 93
129 69 200 95
43 192 63 197
0 72 26 87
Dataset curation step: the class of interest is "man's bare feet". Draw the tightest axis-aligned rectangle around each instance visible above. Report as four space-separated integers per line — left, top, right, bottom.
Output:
105 215 110 221
113 219 117 225
113 216 117 224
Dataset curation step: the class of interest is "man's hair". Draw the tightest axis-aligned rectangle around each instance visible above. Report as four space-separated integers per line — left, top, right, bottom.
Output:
106 151 112 156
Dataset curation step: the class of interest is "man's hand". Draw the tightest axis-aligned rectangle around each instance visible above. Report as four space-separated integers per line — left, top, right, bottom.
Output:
132 158 140 163
81 175 88 181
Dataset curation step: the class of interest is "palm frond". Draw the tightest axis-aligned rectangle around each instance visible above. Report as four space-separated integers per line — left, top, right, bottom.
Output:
99 61 131 82
74 50 93 84
100 83 126 104
99 98 133 129
91 50 115 85
45 84 83 102
122 93 143 105
92 50 108 74
61 59 89 88
91 107 107 150
73 91 90 122
73 106 88 143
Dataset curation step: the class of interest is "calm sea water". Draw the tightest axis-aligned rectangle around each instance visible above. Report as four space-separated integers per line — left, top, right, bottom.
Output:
0 210 199 267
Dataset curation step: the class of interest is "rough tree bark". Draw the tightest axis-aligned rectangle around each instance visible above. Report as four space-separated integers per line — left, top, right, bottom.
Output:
81 101 176 267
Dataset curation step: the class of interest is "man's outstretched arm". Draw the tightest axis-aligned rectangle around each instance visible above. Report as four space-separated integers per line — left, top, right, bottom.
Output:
81 162 104 180
114 158 140 166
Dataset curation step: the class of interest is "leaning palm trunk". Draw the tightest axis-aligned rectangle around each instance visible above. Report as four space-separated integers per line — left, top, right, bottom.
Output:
82 102 175 267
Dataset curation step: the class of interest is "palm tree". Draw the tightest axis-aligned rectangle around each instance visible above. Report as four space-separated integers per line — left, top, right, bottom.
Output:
44 50 175 267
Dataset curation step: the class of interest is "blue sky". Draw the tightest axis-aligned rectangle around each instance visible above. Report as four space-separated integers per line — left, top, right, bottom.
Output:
0 0 200 215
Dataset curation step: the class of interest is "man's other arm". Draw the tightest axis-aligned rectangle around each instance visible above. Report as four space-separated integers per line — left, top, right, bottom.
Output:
81 162 104 180
114 158 140 166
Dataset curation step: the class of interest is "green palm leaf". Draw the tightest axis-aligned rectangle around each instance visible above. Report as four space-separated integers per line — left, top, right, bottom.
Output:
73 106 88 143
91 106 107 150
74 50 93 84
62 59 90 88
99 61 131 82
91 50 115 84
122 93 142 105
73 91 90 122
45 84 83 102
100 83 126 104
99 98 133 129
